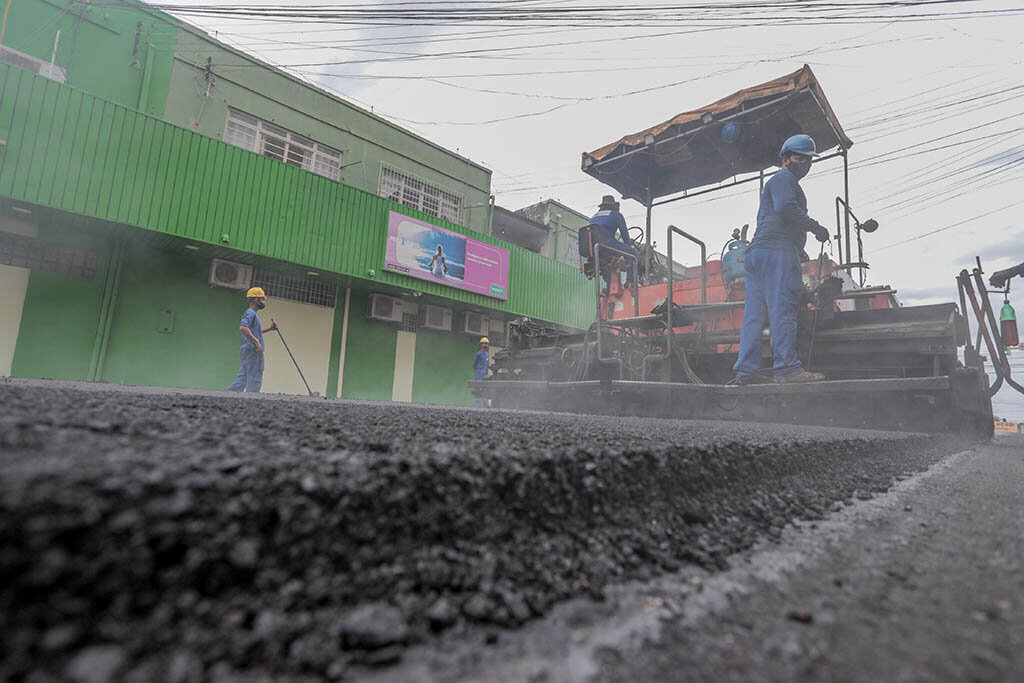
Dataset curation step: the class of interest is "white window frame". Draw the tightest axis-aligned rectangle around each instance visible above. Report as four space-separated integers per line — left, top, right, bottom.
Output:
223 109 341 182
378 163 463 224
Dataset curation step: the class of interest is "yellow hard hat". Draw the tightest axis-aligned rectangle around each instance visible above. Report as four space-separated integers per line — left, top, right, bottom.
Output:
480 337 489 344
246 287 266 298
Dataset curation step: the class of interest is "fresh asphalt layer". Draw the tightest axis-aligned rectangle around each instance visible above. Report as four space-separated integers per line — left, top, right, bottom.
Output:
0 379 981 681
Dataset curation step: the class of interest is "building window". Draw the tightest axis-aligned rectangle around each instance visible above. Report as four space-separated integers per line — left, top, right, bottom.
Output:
252 268 336 308
564 232 582 268
223 109 341 182
378 164 463 224
0 231 97 278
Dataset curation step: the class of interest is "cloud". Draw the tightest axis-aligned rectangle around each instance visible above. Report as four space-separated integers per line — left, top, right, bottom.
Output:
951 229 1024 267
897 284 959 305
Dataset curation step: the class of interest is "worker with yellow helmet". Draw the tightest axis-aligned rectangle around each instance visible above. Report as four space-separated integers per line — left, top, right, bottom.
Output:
226 286 278 392
472 336 490 407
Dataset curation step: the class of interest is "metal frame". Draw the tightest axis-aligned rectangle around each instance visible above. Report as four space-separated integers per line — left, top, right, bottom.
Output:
664 225 706 382
835 194 870 286
593 242 640 377
957 261 1024 397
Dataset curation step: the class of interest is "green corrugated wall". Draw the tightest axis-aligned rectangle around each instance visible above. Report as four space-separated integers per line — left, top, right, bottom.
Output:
0 64 595 331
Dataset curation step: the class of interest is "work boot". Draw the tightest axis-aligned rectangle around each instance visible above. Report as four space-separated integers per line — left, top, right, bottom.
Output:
773 370 826 383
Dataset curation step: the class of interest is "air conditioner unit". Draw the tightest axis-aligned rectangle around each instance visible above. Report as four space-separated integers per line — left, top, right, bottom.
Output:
420 305 452 331
367 293 403 323
208 258 253 290
463 312 489 336
0 46 67 83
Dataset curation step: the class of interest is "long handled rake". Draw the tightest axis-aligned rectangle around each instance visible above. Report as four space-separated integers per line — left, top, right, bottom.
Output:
273 321 316 397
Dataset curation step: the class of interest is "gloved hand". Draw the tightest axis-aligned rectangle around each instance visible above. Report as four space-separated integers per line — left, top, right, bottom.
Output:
989 268 1016 289
813 225 830 243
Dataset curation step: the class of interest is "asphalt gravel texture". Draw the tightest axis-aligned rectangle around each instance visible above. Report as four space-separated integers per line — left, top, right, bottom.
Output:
0 379 972 681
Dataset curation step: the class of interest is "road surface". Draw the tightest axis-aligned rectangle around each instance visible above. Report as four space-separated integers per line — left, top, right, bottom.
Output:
0 379 1015 682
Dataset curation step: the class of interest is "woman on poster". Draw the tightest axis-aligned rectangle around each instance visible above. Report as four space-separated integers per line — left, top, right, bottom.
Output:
427 245 449 278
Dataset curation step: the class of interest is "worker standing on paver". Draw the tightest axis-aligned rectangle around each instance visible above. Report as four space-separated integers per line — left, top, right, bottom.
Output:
590 195 636 289
226 287 277 393
473 337 490 407
732 134 831 385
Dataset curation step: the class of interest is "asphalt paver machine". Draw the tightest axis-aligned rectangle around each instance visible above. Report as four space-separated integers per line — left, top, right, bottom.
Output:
472 66 994 436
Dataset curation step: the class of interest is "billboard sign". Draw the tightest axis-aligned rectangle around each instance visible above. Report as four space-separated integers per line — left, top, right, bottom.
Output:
384 211 510 300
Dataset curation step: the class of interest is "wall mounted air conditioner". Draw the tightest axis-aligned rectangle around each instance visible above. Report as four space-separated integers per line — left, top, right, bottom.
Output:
463 312 489 336
420 305 453 332
0 46 67 83
367 293 403 323
208 258 253 290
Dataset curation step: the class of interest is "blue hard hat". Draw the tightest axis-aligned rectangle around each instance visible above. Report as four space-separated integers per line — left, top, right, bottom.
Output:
721 121 742 144
779 134 819 158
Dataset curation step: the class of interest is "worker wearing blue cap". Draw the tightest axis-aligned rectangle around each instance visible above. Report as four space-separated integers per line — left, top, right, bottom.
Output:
590 195 636 290
732 134 831 385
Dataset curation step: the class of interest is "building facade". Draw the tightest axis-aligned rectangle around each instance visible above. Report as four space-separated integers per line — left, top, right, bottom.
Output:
515 199 593 268
0 0 593 404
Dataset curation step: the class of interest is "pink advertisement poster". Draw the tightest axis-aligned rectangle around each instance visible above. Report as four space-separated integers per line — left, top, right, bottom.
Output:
384 211 510 300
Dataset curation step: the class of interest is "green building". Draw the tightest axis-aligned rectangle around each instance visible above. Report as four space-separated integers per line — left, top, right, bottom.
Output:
0 0 592 404
515 199 593 268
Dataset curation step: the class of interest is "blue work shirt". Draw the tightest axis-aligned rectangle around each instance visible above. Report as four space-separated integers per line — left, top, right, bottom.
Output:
590 209 635 253
240 308 264 351
750 168 825 254
472 350 490 380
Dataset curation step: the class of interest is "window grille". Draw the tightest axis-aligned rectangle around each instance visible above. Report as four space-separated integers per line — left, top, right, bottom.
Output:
378 164 463 224
0 231 97 278
252 269 336 308
400 312 418 333
223 109 341 182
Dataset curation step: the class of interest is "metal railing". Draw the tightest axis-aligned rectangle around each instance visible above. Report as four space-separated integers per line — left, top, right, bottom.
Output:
665 225 706 384
593 242 640 378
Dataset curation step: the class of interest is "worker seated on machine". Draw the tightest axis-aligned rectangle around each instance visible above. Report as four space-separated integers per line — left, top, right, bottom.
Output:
586 195 637 296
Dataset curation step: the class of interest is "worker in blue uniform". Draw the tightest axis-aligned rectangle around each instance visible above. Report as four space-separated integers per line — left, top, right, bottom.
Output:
990 262 1024 288
590 195 636 289
732 134 831 385
226 287 277 393
472 337 490 407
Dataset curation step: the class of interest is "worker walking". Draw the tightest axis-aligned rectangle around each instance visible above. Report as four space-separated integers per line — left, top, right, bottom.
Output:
590 195 636 289
472 337 490 408
732 134 831 385
226 287 278 393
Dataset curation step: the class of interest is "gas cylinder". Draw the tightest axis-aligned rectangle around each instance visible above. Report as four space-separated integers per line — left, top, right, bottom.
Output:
722 240 748 288
1001 299 1019 347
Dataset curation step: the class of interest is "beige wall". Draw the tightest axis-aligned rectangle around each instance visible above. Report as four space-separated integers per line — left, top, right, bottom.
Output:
0 265 30 376
0 215 37 377
392 330 416 402
260 298 335 396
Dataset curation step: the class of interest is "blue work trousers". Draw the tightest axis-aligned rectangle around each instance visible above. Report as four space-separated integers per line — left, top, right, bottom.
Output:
732 247 804 378
227 347 264 392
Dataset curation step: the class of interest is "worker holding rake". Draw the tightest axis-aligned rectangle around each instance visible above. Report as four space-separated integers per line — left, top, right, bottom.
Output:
226 286 277 393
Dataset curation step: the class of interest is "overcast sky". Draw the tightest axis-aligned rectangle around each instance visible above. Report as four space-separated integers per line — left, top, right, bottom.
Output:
157 0 1024 309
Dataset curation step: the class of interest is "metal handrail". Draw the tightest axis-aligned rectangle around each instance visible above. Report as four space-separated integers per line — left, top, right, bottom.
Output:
666 225 706 383
835 196 868 286
594 242 640 378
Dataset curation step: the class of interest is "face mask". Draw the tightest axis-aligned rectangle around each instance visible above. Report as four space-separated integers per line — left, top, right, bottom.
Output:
254 301 266 310
788 160 811 179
